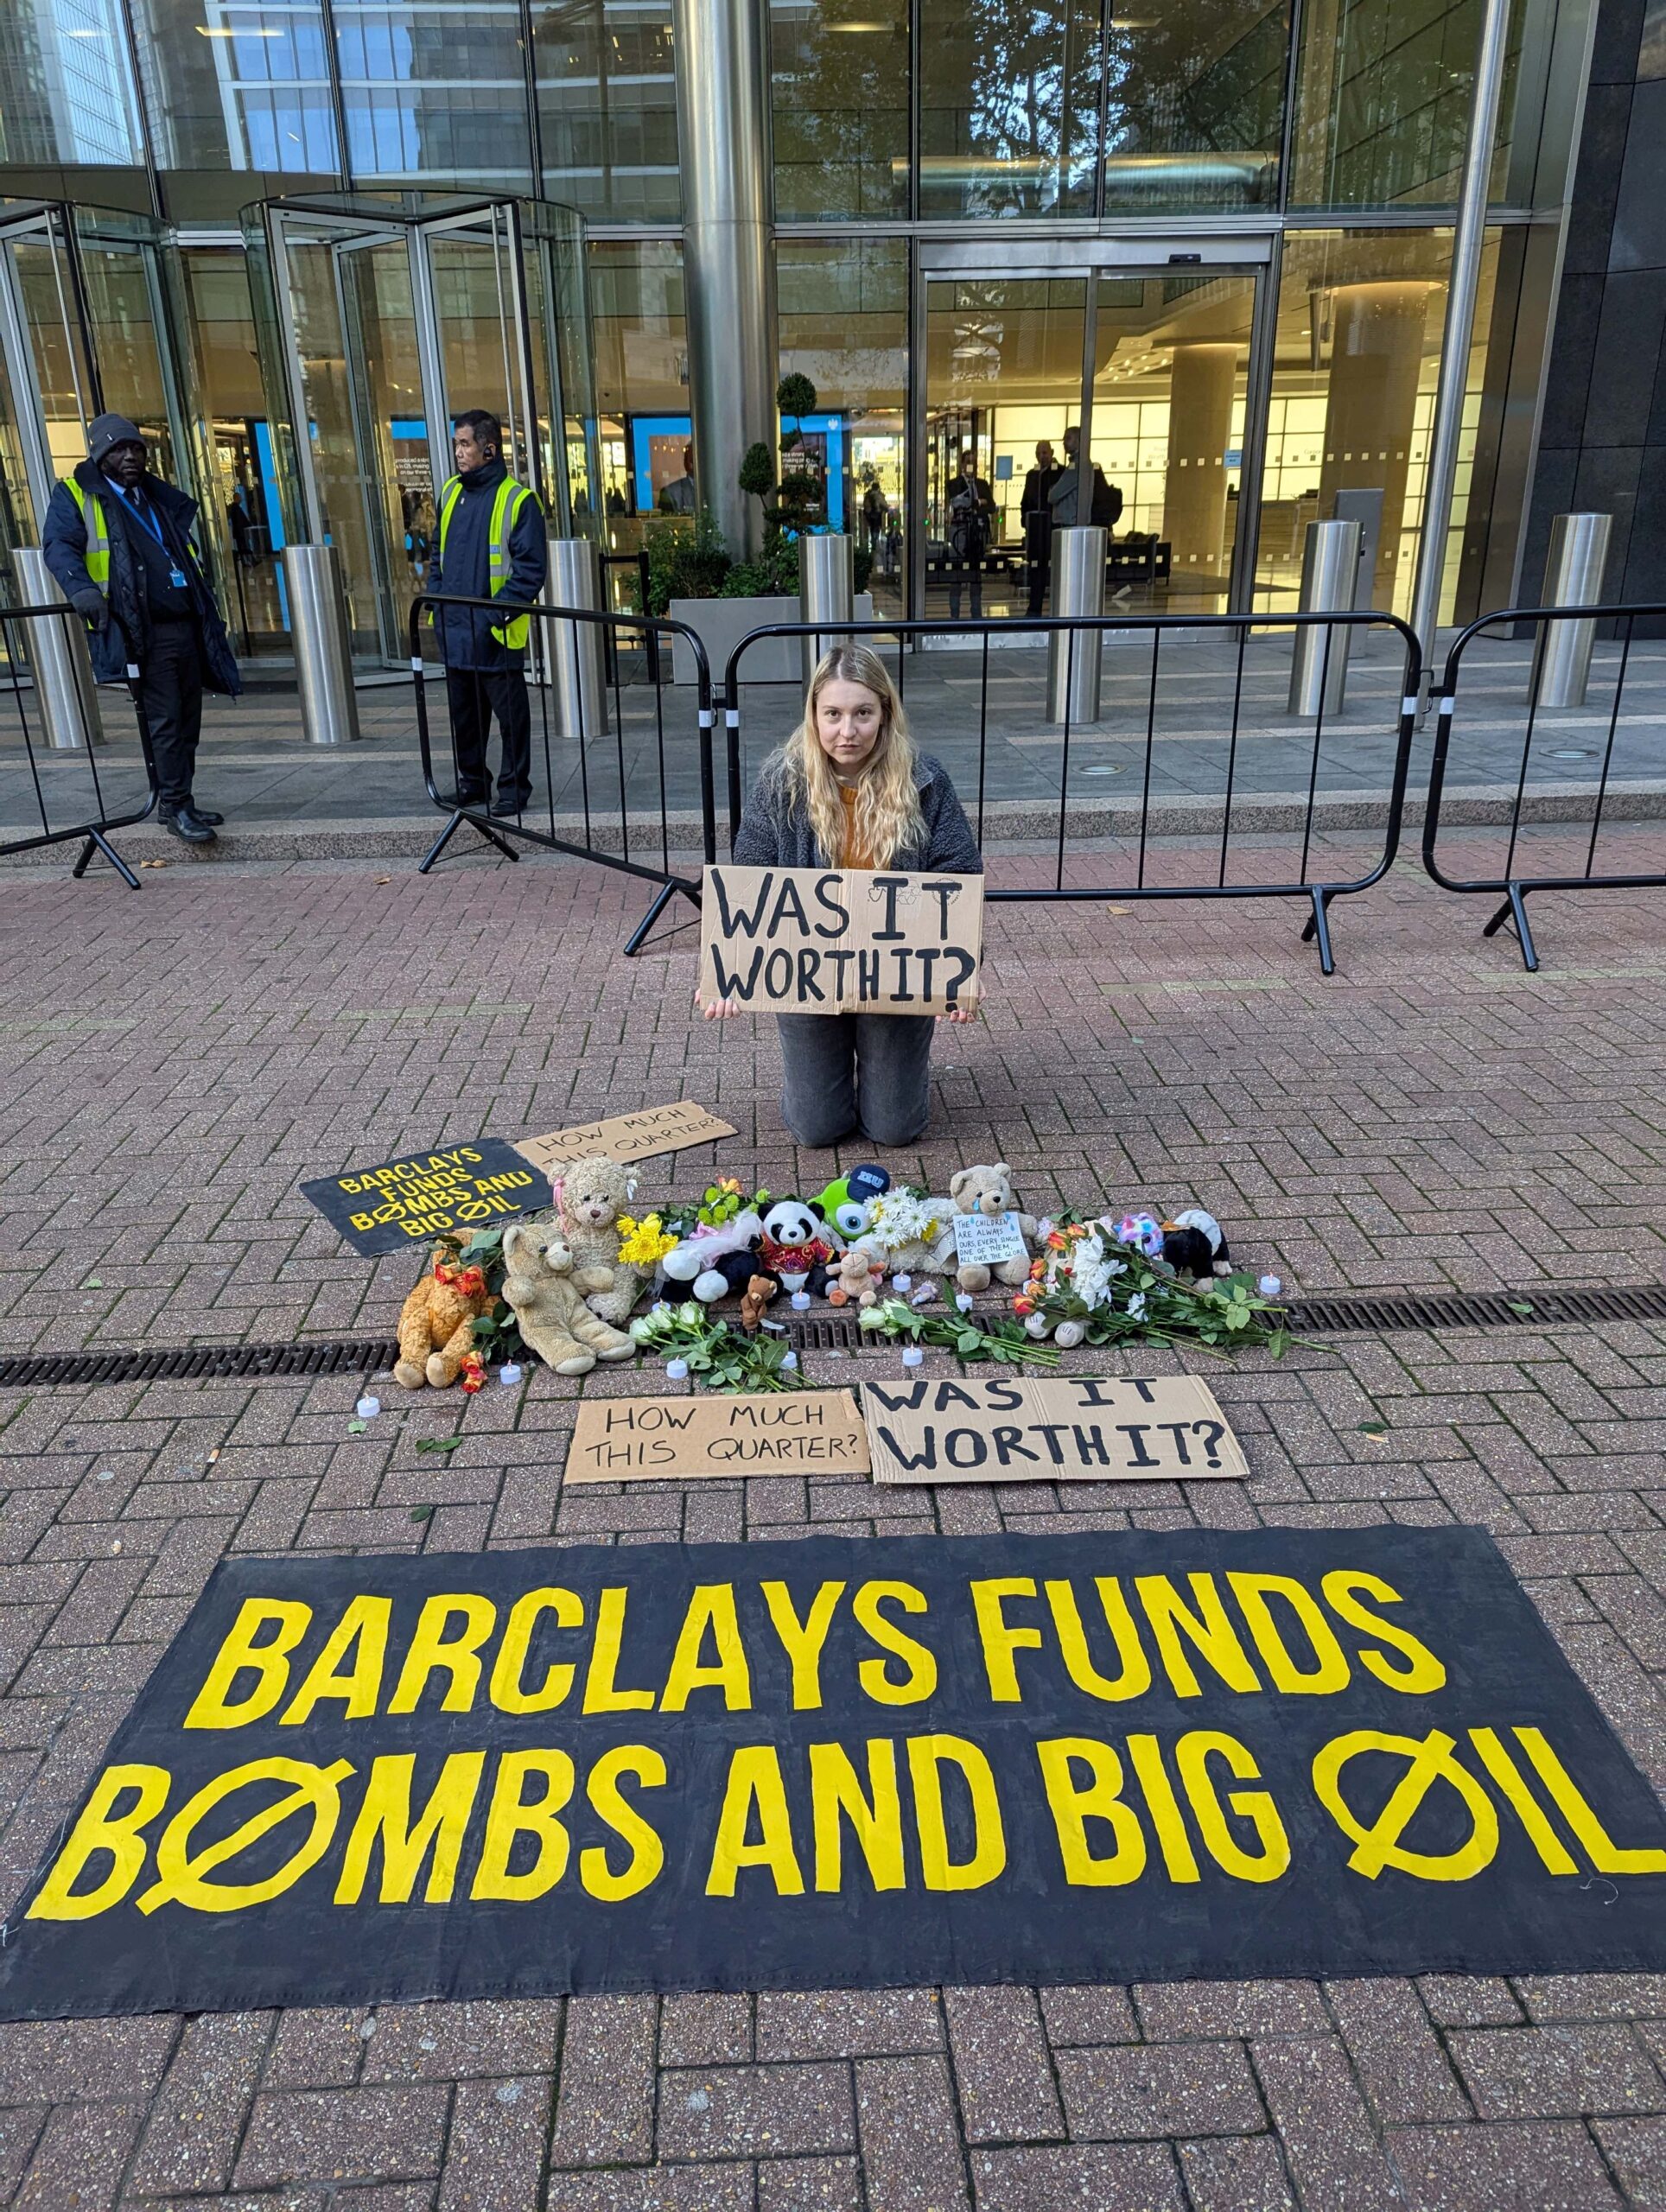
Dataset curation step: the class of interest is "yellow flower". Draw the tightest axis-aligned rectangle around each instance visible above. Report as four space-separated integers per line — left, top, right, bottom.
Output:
617 1212 678 1268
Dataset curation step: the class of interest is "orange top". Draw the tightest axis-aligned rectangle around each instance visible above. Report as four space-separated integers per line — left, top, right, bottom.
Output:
838 782 874 868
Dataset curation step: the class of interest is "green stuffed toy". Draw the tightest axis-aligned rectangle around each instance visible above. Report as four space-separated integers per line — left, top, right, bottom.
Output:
812 1163 891 1241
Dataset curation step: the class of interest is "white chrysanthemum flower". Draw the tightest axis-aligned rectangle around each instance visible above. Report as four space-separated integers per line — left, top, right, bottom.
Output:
866 1188 942 1251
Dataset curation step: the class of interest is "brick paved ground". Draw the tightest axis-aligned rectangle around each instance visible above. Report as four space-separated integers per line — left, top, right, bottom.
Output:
2 842 1666 2206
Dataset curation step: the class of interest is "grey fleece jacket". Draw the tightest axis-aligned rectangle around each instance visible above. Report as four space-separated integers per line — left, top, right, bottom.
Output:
732 751 983 874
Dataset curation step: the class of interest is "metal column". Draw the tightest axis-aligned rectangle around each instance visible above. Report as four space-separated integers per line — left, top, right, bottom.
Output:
671 0 777 562
1407 0 1515 683
1047 526 1106 724
800 531 854 690
544 536 609 738
11 550 102 750
1533 512 1611 709
284 544 362 746
1288 518 1363 715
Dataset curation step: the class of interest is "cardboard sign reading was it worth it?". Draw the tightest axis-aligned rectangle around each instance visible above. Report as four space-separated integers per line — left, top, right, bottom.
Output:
699 865 983 1016
863 1374 1248 1485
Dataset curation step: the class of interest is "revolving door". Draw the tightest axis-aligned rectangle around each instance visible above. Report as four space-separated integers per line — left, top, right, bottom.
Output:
244 193 597 671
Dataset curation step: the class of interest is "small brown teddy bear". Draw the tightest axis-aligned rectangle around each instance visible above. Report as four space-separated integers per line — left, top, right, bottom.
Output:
501 1221 637 1376
738 1273 779 1333
548 1154 645 1325
826 1246 882 1308
950 1163 1040 1294
395 1243 497 1389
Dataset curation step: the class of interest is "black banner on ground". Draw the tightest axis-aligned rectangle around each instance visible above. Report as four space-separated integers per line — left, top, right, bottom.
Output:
3 1526 1664 2019
300 1138 551 1257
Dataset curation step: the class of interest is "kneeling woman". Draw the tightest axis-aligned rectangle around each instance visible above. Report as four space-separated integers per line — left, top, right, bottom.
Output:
699 643 982 1148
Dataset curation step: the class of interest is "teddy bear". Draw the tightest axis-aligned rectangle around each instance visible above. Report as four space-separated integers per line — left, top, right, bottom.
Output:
949 1163 1040 1294
738 1274 779 1334
394 1243 497 1389
826 1245 882 1308
757 1197 842 1296
546 1154 645 1325
501 1221 637 1376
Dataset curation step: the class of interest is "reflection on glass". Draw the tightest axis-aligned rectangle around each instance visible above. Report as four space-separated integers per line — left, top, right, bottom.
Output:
180 245 289 655
1102 1 1288 214
129 0 339 184
1090 270 1258 613
589 239 685 566
925 276 1087 619
534 1 679 221
773 0 908 219
334 2 531 189
918 0 1101 216
1291 0 1525 207
77 239 181 480
15 241 103 486
0 0 143 167
779 239 907 613
1255 230 1455 619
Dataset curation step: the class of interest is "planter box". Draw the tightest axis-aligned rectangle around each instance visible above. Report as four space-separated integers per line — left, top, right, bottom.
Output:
670 594 875 688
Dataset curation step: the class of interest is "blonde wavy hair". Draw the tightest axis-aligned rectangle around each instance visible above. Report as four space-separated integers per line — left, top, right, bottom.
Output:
776 644 924 868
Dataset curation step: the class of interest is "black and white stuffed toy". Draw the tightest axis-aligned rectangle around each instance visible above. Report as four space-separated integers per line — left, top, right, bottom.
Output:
757 1198 842 1296
1160 1208 1231 1279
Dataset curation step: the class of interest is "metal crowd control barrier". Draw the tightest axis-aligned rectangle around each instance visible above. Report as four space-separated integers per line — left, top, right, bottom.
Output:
0 600 158 890
409 591 716 955
1422 600 1666 972
720 611 1421 974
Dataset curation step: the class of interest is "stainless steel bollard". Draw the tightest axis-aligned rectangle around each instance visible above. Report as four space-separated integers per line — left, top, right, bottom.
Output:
11 548 102 750
800 531 855 691
544 537 609 738
283 544 361 745
1046 526 1106 724
1534 512 1611 710
1288 517 1363 716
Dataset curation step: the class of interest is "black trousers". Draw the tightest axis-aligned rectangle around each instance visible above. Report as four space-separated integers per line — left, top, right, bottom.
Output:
445 666 531 806
137 616 205 810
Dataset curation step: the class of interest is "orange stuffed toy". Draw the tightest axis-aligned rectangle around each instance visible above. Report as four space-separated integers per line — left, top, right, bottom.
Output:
394 1242 497 1389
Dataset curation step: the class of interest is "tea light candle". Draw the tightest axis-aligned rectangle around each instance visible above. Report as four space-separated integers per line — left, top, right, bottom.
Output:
1258 1274 1282 1297
499 1363 523 1387
355 1395 380 1420
893 1273 912 1292
665 1358 690 1381
782 1351 798 1370
791 1289 811 1311
955 1293 975 1313
901 1346 925 1370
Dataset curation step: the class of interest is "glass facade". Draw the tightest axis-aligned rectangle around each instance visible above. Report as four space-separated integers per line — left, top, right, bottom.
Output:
0 0 1594 649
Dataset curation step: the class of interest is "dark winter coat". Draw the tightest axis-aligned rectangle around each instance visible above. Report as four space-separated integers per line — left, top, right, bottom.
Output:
429 459 547 673
733 750 983 874
42 461 241 695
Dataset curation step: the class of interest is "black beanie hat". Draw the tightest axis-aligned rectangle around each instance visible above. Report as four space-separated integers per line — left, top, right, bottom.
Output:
86 413 144 464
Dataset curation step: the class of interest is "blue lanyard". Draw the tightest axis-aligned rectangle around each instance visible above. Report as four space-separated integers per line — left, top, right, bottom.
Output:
108 481 173 554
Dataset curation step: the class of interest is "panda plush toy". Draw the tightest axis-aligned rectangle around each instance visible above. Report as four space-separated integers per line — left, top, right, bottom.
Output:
758 1197 843 1296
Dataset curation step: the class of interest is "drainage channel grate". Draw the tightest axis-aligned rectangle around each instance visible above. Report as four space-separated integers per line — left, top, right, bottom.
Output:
0 1338 400 1390
3 1286 1666 1390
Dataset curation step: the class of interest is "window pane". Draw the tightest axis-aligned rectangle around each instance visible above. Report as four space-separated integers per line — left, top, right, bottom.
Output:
534 1 679 221
589 239 687 563
0 0 143 167
1255 229 1454 620
779 238 907 613
334 3 532 190
919 0 1102 217
772 0 909 219
1103 1 1288 214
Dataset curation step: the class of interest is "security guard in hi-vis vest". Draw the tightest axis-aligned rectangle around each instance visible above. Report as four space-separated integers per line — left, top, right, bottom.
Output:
430 409 546 817
43 413 241 845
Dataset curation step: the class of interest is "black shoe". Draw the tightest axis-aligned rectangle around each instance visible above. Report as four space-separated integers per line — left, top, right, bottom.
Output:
160 806 215 845
184 804 223 827
436 789 488 810
489 794 529 818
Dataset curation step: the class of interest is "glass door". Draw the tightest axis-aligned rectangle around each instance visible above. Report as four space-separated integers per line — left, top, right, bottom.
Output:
917 245 1273 622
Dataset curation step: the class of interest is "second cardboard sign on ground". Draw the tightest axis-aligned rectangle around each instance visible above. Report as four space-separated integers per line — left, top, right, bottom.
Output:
862 1374 1245 1484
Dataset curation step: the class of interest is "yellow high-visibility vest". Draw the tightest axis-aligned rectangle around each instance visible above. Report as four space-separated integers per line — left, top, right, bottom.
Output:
437 472 535 651
62 475 203 589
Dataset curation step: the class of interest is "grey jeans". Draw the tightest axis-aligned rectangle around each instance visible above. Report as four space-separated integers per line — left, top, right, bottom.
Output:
777 1012 936 1149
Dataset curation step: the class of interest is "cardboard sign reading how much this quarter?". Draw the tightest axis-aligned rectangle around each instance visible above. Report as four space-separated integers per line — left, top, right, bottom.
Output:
518 1100 736 1176
565 1389 870 1482
863 1374 1246 1484
699 865 983 1015
300 1138 553 1258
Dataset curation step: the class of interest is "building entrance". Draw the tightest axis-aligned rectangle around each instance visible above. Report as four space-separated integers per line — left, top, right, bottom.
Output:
0 200 194 600
242 193 596 671
917 240 1273 622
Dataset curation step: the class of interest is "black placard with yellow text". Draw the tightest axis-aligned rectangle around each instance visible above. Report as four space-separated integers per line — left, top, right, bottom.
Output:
3 1526 1664 2018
